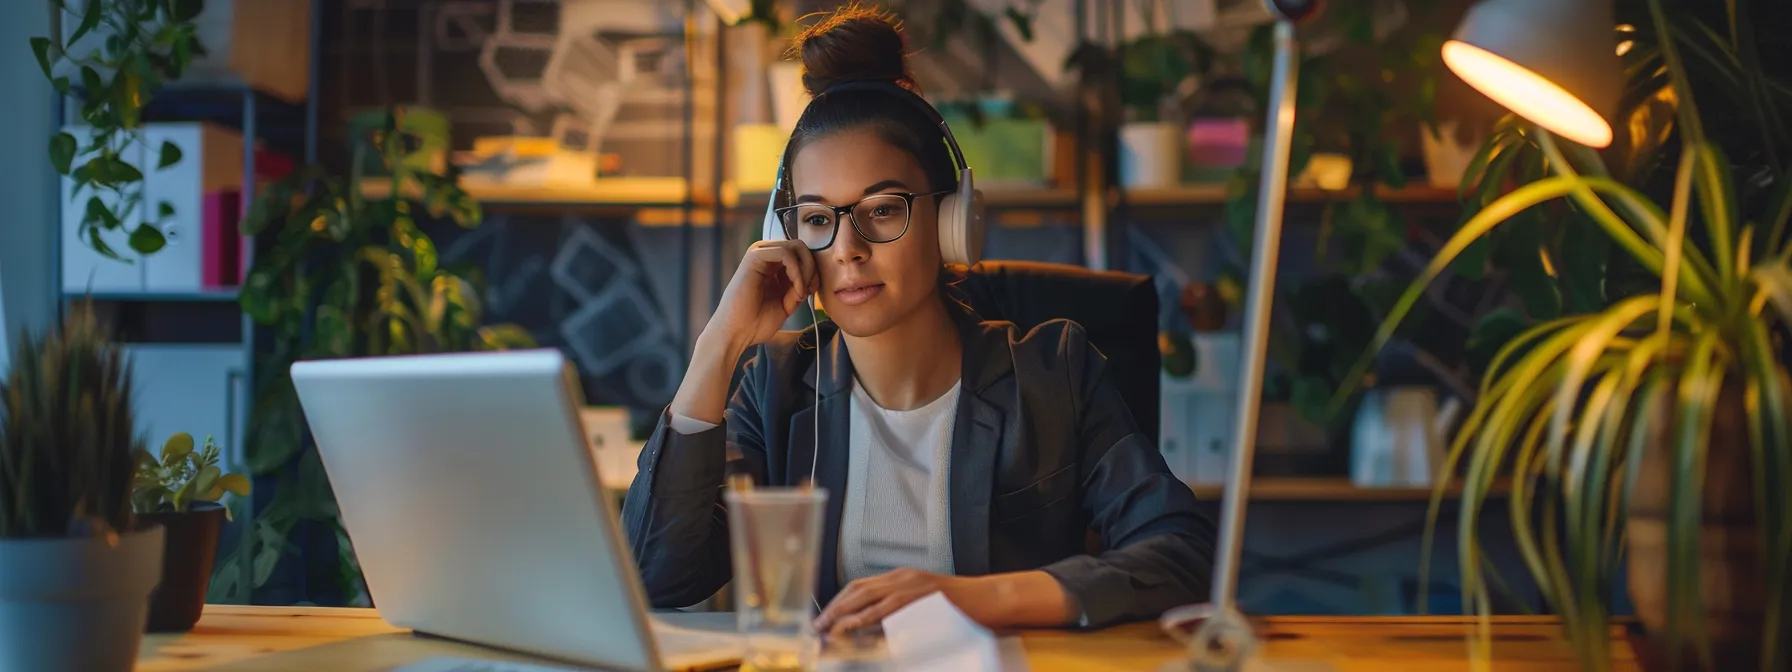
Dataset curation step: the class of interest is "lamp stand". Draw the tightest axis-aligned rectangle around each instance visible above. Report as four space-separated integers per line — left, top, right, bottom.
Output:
1160 16 1301 672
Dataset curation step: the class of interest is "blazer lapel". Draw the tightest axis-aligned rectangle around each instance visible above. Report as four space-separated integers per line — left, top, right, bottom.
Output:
947 309 1014 577
790 326 853 603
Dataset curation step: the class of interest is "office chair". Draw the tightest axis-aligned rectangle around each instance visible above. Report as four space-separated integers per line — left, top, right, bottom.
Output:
948 260 1162 445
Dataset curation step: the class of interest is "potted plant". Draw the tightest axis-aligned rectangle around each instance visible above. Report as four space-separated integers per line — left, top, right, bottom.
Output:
131 432 249 632
1337 4 1791 670
207 107 535 607
33 0 206 260
0 307 163 671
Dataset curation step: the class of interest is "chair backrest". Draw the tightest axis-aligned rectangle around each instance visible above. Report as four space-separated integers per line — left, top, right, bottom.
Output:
949 260 1161 444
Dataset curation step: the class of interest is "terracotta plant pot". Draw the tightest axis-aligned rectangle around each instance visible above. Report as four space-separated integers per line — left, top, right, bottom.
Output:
1626 383 1766 670
138 502 226 632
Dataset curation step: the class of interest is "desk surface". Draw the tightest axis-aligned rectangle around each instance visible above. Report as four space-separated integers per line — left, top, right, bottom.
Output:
138 606 1638 671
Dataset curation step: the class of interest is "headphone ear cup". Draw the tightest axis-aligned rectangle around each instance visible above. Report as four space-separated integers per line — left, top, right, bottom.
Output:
936 191 964 266
762 205 784 243
937 168 984 266
762 192 788 243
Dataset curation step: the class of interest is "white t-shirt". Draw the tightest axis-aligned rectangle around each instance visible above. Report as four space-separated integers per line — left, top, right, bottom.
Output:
667 379 962 583
840 379 960 582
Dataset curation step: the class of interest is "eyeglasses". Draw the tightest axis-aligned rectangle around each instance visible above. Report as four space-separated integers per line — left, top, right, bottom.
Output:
774 191 951 251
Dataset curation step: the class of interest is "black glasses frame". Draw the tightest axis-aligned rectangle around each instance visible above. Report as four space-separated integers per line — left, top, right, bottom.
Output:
773 190 952 251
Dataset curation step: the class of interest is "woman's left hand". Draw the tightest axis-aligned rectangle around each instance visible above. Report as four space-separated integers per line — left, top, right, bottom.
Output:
813 568 997 636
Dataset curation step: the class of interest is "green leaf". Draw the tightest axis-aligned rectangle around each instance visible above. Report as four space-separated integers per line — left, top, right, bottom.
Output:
1330 176 1586 417
158 201 175 221
129 224 167 254
172 0 204 21
49 133 77 175
1690 144 1737 283
1377 142 1407 189
448 192 482 228
84 223 126 261
1756 266 1792 327
1499 212 1562 320
30 37 54 80
1559 210 1610 315
112 161 145 183
158 141 183 170
1765 171 1792 254
392 215 437 276
162 432 196 461
1291 376 1331 425
476 324 538 350
85 196 120 230
72 0 104 46
80 66 103 99
190 465 221 503
173 32 193 74
1466 308 1528 377
1003 7 1033 41
216 472 251 497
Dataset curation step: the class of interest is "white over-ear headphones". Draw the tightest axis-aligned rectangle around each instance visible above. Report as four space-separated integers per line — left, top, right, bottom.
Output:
760 80 986 266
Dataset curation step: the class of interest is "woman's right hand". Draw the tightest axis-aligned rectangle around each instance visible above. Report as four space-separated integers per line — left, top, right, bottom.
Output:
701 239 819 356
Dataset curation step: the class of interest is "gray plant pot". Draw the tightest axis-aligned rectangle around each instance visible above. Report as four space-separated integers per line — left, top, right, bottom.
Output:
0 525 165 671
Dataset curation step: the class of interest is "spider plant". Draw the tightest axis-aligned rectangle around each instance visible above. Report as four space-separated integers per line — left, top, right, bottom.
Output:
1334 2 1791 670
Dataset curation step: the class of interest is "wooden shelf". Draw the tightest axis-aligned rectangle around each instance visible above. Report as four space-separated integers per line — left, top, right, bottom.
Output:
64 289 242 303
353 177 1456 221
357 176 713 208
1122 184 1461 207
1189 476 1511 502
728 186 1081 211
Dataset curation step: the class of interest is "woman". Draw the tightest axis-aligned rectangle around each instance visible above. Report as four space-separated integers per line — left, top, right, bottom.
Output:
621 6 1216 636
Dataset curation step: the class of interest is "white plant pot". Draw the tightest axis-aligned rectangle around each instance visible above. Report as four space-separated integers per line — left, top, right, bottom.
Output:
0 526 165 671
1422 120 1484 189
768 62 809 134
1119 122 1184 189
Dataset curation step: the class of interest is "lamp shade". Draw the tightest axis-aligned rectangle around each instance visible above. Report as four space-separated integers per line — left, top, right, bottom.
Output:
1443 0 1620 148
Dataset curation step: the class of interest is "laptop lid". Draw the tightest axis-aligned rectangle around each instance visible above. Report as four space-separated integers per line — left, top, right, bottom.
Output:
291 349 663 671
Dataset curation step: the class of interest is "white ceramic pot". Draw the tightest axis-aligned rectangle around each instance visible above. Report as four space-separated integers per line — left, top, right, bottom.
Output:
1119 122 1184 189
1422 120 1484 189
768 62 809 133
0 525 165 671
1350 386 1463 488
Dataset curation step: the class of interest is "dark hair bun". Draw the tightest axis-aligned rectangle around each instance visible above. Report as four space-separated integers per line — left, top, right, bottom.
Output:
792 5 915 96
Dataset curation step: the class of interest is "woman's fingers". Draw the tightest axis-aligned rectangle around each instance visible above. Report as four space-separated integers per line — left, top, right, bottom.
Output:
815 576 888 632
830 593 915 636
747 242 813 314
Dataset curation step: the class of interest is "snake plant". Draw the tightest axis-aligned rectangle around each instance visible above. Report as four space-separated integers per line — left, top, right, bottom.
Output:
0 306 141 539
1336 2 1792 670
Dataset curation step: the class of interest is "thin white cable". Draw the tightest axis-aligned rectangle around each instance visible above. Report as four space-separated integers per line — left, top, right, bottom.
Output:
808 293 821 488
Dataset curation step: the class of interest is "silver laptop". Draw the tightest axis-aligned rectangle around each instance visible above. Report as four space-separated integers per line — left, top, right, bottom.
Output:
291 349 742 672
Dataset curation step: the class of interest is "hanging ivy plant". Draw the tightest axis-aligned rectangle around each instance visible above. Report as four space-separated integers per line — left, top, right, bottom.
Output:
32 0 207 259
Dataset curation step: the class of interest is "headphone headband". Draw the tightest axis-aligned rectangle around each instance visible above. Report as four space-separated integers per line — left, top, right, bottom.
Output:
812 80 968 173
762 77 984 266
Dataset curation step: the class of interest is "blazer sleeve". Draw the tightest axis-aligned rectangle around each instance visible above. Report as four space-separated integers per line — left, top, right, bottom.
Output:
621 346 771 608
1037 326 1218 629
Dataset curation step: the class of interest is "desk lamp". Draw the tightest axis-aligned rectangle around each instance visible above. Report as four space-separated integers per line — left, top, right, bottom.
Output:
1165 0 1618 670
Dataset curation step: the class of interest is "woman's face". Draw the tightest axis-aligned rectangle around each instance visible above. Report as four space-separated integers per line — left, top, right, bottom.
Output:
788 128 943 338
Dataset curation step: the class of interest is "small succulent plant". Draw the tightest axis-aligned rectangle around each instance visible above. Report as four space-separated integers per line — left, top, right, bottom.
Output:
131 432 250 519
0 306 140 538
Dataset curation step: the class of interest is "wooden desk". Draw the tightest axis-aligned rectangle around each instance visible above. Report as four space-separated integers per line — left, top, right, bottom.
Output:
139 606 1639 671
1188 477 1514 502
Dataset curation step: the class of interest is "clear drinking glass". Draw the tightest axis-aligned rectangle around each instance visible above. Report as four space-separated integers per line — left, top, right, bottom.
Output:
725 487 828 672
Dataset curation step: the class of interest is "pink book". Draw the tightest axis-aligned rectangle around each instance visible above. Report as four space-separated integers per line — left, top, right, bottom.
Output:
203 190 241 288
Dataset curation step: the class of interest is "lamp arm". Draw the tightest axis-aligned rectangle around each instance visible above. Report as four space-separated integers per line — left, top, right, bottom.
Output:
1161 17 1301 672
1214 16 1299 613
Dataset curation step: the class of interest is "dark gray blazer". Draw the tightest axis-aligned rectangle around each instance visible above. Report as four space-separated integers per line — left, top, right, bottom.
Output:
620 301 1216 629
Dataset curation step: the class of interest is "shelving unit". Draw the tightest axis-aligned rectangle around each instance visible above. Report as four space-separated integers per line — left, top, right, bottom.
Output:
48 0 321 607
1188 477 1510 502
